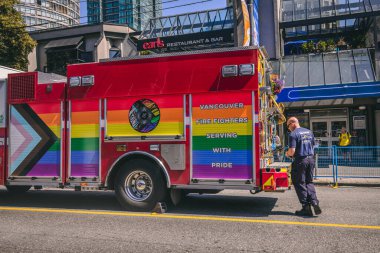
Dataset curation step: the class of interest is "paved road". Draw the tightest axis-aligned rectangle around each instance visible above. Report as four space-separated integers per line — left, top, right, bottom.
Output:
0 186 379 253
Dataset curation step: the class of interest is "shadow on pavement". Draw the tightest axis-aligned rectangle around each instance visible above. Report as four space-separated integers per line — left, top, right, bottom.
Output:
0 188 295 218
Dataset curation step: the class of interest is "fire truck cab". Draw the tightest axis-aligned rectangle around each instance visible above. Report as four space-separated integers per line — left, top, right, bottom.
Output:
1 47 289 211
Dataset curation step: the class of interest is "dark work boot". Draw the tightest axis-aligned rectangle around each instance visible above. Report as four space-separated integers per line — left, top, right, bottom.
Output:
312 204 322 215
295 205 313 217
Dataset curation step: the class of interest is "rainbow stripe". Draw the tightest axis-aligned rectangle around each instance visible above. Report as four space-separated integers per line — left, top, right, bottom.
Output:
192 93 253 180
70 100 99 177
106 96 184 137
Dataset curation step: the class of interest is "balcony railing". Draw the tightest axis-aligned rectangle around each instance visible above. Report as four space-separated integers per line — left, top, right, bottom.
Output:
139 7 234 39
281 0 380 24
272 48 376 87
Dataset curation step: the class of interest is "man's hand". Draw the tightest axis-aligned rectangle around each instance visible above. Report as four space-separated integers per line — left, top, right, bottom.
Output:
286 148 295 158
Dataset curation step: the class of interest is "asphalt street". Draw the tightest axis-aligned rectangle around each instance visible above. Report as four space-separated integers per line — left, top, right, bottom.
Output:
0 185 379 253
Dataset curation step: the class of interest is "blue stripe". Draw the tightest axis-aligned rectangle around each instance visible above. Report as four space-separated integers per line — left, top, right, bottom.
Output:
71 151 99 165
35 151 60 165
192 150 252 165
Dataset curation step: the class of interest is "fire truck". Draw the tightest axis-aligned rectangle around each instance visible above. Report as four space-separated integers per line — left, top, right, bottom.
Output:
0 47 290 211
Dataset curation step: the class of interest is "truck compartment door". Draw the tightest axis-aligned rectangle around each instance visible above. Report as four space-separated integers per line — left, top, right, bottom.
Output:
191 92 255 184
8 102 63 179
68 100 100 182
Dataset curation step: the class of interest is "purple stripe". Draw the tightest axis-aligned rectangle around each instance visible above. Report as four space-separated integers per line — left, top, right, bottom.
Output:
26 164 60 177
192 165 253 180
71 164 99 177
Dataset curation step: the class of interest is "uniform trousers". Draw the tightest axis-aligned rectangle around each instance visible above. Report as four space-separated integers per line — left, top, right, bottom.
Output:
291 156 319 207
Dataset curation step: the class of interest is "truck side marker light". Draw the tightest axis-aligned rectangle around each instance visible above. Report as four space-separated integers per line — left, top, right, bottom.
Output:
239 64 255 76
222 65 238 77
150 144 160 151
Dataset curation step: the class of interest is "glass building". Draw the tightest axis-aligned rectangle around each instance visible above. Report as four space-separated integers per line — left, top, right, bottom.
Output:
87 0 162 31
14 0 80 31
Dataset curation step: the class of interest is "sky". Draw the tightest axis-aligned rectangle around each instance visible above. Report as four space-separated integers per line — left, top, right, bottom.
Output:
162 0 227 16
79 0 227 23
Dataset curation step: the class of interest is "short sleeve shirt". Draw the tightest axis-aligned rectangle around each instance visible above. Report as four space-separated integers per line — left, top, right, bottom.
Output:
289 127 315 158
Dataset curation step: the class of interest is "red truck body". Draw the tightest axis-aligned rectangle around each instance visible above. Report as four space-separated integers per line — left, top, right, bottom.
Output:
0 47 289 210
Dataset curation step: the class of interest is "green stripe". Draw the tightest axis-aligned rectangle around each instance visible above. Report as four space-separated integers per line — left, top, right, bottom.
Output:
48 141 61 151
71 138 99 151
192 135 252 150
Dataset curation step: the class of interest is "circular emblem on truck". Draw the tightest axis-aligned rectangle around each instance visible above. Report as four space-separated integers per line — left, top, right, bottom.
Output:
129 99 160 133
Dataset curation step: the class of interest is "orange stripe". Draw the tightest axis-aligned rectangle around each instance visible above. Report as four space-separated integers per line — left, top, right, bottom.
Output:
192 106 252 119
38 113 61 127
72 111 99 124
107 108 183 123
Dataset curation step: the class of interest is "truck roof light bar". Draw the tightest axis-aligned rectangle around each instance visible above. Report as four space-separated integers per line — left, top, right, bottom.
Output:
81 75 94 86
239 64 255 76
69 76 81 87
222 65 238 77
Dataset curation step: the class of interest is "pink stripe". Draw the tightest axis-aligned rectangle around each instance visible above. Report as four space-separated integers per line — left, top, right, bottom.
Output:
11 116 33 162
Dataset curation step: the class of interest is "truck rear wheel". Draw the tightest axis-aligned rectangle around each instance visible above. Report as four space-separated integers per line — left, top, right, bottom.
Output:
6 185 31 194
114 159 166 211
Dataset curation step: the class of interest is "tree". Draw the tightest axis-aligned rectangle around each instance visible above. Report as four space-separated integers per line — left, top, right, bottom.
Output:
0 0 36 70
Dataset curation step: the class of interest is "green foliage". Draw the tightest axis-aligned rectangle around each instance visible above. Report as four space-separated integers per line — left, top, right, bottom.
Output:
301 41 315 54
0 0 36 70
326 39 336 52
301 39 337 54
316 40 327 53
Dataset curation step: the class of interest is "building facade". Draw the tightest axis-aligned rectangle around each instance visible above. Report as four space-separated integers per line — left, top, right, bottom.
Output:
14 0 80 31
87 0 162 31
275 0 380 146
28 23 138 75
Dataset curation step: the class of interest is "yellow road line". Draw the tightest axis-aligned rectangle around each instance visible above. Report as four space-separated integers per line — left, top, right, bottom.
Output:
0 206 379 231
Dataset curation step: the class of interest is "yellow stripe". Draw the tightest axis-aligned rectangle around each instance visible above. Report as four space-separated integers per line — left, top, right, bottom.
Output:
192 120 252 135
108 122 184 137
0 206 379 230
48 126 60 138
71 124 99 138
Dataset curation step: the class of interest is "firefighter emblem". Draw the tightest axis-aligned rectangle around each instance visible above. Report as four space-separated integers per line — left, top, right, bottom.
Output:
129 99 160 133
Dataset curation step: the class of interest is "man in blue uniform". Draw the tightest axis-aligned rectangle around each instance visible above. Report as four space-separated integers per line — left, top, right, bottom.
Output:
286 117 322 216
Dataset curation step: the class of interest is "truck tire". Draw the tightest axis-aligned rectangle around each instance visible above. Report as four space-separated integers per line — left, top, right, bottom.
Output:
114 159 166 211
6 185 31 194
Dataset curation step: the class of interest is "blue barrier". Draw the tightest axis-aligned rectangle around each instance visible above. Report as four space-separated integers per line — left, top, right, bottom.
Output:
279 146 380 182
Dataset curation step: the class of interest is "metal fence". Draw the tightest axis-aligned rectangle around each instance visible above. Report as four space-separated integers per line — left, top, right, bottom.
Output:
282 146 380 183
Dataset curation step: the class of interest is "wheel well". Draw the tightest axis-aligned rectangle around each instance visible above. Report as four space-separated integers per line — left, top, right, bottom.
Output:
107 154 169 190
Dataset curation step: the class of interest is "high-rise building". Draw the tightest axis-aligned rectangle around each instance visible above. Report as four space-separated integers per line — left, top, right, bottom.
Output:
88 0 162 31
14 0 80 31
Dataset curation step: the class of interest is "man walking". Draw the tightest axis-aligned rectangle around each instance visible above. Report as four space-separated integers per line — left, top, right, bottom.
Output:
286 117 322 216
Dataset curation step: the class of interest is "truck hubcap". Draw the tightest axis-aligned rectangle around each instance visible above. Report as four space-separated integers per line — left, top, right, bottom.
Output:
125 171 153 202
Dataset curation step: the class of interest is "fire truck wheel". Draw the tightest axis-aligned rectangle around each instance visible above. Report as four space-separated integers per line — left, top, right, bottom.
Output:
114 159 166 211
6 185 32 194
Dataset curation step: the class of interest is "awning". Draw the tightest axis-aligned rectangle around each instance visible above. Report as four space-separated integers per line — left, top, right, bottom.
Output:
44 36 83 49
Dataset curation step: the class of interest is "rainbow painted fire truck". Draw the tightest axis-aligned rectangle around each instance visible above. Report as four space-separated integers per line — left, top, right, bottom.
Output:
0 47 289 211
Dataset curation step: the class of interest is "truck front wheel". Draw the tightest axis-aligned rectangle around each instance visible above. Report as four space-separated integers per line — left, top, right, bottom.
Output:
114 159 166 211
